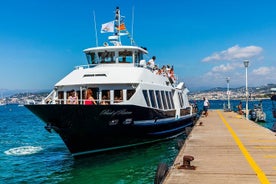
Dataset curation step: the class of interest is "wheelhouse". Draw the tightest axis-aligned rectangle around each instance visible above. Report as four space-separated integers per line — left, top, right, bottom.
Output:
84 46 148 66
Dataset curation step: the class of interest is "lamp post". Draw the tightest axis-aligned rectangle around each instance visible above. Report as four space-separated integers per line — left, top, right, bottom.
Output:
226 77 230 111
243 60 249 120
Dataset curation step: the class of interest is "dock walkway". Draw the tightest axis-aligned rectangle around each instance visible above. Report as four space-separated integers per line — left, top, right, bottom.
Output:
163 110 276 184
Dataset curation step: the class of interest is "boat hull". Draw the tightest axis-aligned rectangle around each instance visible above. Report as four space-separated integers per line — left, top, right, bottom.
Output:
25 104 197 157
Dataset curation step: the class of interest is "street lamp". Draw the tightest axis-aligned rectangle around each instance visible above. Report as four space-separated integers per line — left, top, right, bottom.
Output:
243 60 249 120
226 77 230 111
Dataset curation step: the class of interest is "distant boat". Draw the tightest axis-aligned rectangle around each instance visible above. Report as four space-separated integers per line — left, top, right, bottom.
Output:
25 99 36 105
271 95 276 118
0 92 5 106
249 100 266 122
25 7 198 158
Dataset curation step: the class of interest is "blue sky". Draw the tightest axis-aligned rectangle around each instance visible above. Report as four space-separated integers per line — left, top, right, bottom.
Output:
1 0 276 91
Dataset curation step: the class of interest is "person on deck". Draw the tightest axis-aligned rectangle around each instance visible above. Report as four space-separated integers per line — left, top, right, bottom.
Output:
203 97 210 117
67 90 78 104
147 56 156 70
84 89 96 105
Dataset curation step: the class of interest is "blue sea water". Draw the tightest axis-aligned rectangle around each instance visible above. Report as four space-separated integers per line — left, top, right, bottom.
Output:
0 100 275 184
0 105 181 184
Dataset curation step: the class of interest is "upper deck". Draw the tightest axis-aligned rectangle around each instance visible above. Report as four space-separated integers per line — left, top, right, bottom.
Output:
83 45 148 66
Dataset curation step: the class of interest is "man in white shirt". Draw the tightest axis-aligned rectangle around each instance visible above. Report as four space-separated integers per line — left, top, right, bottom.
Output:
147 56 156 70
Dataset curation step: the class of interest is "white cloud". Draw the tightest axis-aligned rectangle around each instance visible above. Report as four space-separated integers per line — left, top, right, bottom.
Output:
252 66 276 76
212 63 234 72
202 45 263 62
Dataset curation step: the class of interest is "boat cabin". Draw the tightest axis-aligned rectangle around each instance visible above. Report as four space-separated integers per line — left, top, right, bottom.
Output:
84 46 148 66
43 44 190 114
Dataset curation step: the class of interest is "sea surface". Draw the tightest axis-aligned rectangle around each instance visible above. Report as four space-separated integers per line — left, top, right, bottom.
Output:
0 100 275 184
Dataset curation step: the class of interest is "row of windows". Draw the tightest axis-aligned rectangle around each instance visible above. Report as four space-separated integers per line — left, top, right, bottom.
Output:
142 90 175 110
86 50 144 65
55 88 135 105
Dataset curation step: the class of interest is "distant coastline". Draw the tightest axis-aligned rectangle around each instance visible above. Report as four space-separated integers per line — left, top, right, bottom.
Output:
1 83 275 104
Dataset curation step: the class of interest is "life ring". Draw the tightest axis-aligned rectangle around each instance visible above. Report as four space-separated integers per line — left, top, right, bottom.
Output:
154 163 169 184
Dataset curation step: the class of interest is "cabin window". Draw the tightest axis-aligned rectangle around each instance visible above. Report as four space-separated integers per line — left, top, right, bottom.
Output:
178 92 184 107
119 50 132 63
138 52 144 62
127 89 135 100
155 90 163 109
57 91 64 104
98 51 115 63
82 88 99 104
101 90 110 104
149 90 157 108
134 51 143 65
161 91 168 110
165 91 172 109
169 91 175 108
66 90 80 104
114 90 123 103
142 90 150 107
86 52 97 64
100 90 109 105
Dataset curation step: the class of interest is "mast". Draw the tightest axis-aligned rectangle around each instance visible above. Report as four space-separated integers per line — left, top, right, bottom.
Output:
115 7 121 45
108 6 136 46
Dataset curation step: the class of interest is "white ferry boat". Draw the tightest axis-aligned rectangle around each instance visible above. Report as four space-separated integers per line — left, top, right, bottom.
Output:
25 7 198 157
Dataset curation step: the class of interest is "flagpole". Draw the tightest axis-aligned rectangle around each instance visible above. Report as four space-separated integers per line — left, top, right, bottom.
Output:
93 11 98 47
117 7 121 44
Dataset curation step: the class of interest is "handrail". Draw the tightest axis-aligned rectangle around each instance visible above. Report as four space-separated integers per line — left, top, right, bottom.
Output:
51 99 122 105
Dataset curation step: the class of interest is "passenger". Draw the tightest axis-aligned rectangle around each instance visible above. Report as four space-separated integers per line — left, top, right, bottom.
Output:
161 65 167 76
114 96 123 103
100 95 109 105
153 65 159 74
156 69 162 75
84 89 96 105
147 56 156 70
166 65 171 73
72 90 79 104
203 97 210 117
67 90 74 104
168 66 176 83
238 101 243 115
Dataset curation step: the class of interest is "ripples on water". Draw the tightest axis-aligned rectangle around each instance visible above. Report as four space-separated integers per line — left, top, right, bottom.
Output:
0 100 275 183
0 105 182 184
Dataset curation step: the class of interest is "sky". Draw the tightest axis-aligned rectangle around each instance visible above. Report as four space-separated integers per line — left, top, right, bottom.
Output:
1 0 276 91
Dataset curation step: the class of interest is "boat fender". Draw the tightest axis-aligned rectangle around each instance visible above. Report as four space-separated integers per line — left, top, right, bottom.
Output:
185 127 192 135
44 123 52 133
271 122 276 132
154 163 169 184
177 139 184 150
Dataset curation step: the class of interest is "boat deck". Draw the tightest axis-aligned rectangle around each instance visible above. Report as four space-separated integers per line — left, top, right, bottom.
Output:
163 110 276 184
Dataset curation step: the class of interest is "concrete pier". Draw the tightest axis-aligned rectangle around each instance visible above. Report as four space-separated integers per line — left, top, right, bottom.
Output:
163 110 276 184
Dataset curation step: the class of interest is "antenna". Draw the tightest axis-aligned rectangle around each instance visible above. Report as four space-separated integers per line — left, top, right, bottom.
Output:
93 10 98 47
131 6 135 46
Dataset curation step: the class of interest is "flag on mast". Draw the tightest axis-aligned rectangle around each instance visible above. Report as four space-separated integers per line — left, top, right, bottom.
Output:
118 23 126 31
101 21 114 33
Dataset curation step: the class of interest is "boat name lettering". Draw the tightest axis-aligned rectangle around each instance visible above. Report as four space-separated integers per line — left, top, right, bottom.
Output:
100 109 132 116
